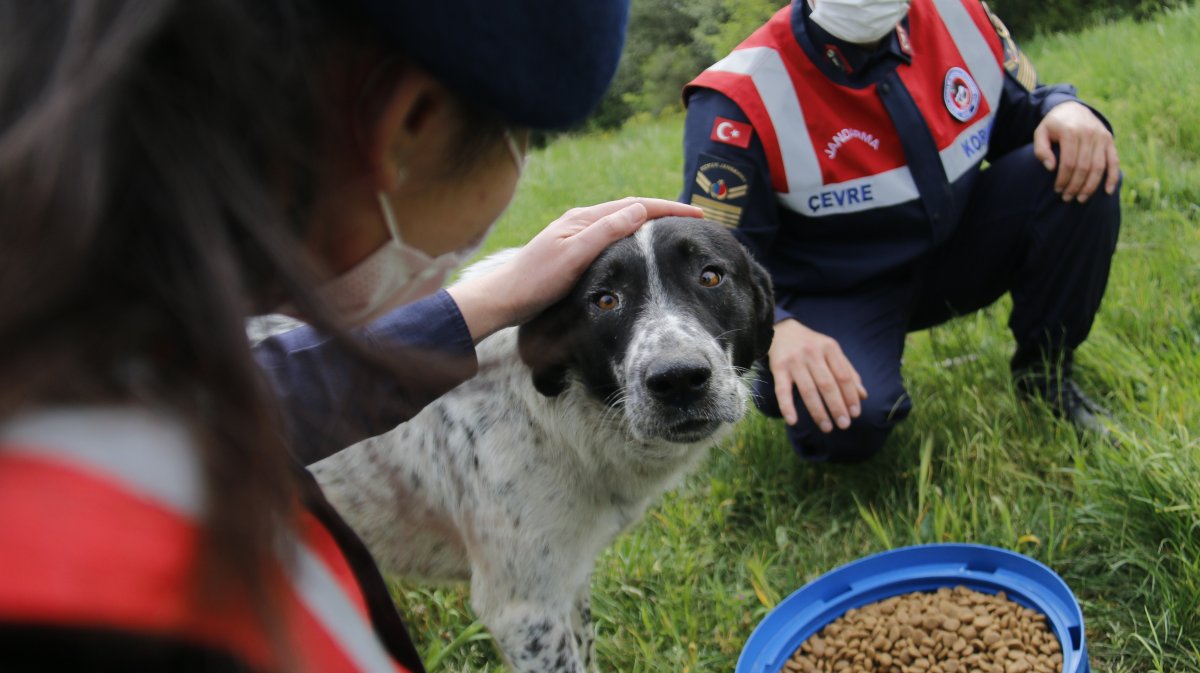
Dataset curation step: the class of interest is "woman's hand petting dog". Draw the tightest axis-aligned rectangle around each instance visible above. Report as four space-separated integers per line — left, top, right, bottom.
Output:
447 198 703 343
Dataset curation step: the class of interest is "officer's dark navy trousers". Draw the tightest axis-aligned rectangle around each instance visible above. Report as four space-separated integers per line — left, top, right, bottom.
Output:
754 144 1121 462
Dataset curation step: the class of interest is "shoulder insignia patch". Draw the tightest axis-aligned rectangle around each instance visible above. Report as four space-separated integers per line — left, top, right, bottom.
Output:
690 153 754 228
981 1 1039 91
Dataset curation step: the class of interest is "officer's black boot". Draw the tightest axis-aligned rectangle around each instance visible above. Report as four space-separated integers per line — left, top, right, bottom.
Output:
1012 351 1111 437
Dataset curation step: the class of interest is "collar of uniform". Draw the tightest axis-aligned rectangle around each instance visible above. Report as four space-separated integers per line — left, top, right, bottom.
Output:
791 0 911 87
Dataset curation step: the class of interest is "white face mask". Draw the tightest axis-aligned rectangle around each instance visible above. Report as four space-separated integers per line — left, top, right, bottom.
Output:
308 193 486 327
810 0 911 46
312 129 525 327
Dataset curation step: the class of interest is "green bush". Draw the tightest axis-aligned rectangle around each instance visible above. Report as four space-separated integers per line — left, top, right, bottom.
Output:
988 0 1187 40
584 0 787 131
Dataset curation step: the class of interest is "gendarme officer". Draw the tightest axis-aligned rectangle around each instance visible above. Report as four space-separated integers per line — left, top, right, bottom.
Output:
681 0 1121 461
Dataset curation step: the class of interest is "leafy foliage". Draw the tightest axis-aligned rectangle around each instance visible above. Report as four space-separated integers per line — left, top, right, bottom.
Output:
989 0 1187 40
586 0 783 131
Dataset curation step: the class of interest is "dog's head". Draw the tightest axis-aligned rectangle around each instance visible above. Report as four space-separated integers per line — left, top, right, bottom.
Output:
518 217 774 444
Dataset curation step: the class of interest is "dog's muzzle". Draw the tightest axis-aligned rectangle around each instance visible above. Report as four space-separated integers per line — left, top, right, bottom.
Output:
623 317 746 444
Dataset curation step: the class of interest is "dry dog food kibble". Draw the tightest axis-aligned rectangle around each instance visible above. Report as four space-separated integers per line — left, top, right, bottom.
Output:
782 586 1063 673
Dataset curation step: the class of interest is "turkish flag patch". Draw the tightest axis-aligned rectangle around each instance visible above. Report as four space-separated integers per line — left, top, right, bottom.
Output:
710 116 753 149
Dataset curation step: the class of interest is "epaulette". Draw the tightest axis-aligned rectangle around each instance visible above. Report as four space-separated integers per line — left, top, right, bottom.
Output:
981 1 1039 91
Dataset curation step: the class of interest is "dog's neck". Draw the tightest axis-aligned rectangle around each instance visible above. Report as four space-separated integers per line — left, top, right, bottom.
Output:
527 383 727 509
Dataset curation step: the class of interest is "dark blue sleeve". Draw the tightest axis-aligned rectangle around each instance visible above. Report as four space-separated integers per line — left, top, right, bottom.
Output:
253 289 478 466
682 89 795 323
983 8 1113 160
682 90 781 260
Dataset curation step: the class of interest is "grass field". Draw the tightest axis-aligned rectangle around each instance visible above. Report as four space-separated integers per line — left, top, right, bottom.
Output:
393 7 1200 672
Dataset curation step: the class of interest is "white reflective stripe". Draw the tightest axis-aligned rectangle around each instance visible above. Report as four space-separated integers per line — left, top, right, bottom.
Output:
1 407 204 516
1 407 397 673
939 113 994 182
930 0 1003 183
707 47 822 192
933 0 1004 108
777 165 920 217
294 547 399 673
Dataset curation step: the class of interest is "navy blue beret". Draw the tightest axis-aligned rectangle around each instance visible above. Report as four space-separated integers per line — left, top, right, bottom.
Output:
347 0 631 130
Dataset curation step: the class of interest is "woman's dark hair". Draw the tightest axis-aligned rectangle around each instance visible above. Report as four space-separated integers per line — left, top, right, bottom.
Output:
0 0 504 640
0 0 336 627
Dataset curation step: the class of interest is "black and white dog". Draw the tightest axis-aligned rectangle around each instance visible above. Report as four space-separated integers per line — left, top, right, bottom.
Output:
311 217 774 672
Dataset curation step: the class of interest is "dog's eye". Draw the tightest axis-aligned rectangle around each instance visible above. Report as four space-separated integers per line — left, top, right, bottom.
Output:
699 268 723 288
595 293 619 310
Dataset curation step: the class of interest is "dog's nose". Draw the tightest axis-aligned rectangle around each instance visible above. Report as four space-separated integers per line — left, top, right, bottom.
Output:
644 361 712 406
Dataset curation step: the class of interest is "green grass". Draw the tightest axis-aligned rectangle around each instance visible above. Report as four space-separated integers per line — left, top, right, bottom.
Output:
394 7 1200 672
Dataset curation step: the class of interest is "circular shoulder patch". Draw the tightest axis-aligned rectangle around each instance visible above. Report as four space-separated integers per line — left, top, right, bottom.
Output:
943 66 981 122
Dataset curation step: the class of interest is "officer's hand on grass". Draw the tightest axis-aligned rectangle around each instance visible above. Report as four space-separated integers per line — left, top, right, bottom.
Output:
448 197 704 343
768 318 868 433
1033 101 1120 204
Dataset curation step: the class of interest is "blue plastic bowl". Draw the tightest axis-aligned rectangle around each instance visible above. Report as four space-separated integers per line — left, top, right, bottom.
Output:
737 543 1088 673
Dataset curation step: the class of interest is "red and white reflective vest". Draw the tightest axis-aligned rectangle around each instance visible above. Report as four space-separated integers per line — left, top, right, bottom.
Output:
686 0 1006 219
0 408 416 673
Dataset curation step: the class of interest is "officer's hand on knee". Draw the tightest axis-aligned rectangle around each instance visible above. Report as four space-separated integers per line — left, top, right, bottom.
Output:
1033 101 1120 204
768 319 868 433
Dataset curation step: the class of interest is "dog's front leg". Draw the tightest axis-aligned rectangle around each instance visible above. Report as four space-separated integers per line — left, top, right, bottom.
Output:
472 593 587 673
570 582 597 673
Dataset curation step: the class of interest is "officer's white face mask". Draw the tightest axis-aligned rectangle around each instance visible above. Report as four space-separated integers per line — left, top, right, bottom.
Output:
810 0 911 46
316 129 526 327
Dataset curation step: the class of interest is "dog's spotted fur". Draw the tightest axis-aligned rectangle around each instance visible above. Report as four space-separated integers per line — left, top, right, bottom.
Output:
311 218 773 672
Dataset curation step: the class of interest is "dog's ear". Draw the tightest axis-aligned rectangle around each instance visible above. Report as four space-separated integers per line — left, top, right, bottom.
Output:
746 250 776 362
517 298 580 397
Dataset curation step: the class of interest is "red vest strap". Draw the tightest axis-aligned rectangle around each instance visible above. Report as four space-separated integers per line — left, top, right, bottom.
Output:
0 452 276 668
686 6 793 192
0 449 409 673
688 69 790 192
